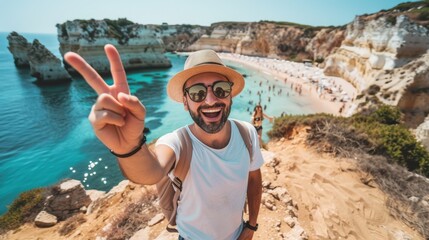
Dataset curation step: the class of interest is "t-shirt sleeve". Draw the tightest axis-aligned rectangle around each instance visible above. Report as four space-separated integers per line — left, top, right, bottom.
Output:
243 121 265 171
155 130 181 162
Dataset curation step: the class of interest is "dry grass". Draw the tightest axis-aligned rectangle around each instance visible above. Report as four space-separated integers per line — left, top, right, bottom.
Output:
102 192 158 240
58 213 87 236
301 119 429 238
305 118 374 157
358 154 429 238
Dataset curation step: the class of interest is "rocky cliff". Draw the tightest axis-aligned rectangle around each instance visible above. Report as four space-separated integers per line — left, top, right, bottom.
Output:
322 2 429 131
7 32 71 83
186 21 345 62
28 40 71 83
154 23 209 52
57 19 172 75
324 14 429 91
7 31 31 68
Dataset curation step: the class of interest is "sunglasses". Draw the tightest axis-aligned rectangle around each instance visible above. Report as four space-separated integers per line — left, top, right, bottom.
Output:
184 81 234 102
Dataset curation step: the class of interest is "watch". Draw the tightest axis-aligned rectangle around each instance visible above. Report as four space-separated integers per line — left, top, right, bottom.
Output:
244 221 258 231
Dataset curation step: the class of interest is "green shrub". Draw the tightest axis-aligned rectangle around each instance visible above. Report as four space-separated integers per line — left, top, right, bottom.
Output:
386 16 397 26
418 11 429 21
393 2 421 11
371 105 402 125
0 188 45 233
116 18 134 27
375 125 426 171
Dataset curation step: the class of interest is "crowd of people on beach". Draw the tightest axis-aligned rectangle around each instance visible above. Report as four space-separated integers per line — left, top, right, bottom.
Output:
220 53 356 116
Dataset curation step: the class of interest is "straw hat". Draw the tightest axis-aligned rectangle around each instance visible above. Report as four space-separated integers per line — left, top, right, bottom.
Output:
167 49 245 102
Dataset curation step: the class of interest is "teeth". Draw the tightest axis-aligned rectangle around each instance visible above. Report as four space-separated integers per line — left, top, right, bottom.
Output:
202 108 221 113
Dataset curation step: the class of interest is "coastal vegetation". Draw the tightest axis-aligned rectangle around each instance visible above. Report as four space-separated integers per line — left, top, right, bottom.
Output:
385 0 429 28
268 105 429 237
103 18 136 43
57 18 137 44
392 0 429 12
268 105 429 176
0 188 46 234
259 20 316 29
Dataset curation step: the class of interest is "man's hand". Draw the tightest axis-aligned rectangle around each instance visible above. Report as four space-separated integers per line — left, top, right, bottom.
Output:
64 44 146 154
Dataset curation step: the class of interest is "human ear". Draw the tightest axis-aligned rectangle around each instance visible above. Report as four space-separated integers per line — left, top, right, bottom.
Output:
183 97 189 111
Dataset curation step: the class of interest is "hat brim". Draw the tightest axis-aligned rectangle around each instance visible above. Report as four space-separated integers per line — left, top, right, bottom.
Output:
167 64 245 103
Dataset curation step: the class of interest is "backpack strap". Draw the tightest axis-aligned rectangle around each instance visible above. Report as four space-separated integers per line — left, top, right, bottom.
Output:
166 127 193 228
232 120 255 214
232 120 254 162
172 127 193 189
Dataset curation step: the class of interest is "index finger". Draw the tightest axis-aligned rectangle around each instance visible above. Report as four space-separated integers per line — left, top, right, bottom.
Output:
64 52 110 95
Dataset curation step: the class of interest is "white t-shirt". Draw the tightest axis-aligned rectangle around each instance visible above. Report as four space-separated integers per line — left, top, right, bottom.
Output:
156 119 264 240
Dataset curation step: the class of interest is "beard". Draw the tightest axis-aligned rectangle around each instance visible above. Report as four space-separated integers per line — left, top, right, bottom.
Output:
188 101 232 134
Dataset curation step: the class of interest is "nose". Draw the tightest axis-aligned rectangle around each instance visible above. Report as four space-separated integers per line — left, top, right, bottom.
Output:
204 85 218 105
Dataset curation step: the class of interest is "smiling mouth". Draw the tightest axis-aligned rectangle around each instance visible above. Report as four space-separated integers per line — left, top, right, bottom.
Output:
201 108 222 118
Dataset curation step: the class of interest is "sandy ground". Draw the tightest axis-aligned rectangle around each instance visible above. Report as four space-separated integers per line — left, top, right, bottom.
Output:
256 130 423 240
220 53 358 117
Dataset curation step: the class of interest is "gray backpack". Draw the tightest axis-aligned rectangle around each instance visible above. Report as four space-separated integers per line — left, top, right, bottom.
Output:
156 120 254 231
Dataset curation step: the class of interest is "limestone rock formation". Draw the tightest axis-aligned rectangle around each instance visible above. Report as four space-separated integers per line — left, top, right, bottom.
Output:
323 8 429 128
324 15 429 91
187 22 345 61
7 31 31 67
28 39 72 83
154 23 208 52
57 19 171 75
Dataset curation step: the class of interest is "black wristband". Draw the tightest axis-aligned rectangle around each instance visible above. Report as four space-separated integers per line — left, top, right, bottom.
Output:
244 221 258 231
110 135 146 158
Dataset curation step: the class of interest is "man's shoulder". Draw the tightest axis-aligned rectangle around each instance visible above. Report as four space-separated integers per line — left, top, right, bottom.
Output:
156 125 188 144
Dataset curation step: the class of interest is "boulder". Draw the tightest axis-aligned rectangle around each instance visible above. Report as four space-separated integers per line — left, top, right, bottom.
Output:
34 211 58 228
148 213 165 227
45 179 91 220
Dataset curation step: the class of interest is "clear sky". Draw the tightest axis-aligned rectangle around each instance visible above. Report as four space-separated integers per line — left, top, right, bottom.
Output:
1 0 419 34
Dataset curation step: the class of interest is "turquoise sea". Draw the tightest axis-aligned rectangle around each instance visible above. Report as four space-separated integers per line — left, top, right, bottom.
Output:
0 32 319 215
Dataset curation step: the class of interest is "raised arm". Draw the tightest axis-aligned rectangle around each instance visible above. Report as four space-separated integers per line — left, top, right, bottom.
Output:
263 113 274 123
64 44 174 184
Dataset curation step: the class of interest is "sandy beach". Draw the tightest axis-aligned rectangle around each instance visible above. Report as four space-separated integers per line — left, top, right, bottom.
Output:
219 53 358 117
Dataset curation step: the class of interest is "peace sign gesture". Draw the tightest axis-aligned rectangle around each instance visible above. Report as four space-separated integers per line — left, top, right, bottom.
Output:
64 44 146 154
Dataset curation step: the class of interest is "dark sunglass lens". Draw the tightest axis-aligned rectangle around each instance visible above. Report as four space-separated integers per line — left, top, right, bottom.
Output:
188 85 207 102
213 82 231 98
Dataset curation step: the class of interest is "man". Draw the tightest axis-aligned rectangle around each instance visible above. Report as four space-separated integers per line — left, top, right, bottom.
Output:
65 45 263 240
